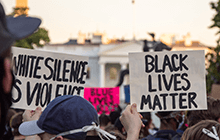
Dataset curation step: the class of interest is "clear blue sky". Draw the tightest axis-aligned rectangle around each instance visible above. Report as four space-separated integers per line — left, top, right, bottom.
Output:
1 0 219 46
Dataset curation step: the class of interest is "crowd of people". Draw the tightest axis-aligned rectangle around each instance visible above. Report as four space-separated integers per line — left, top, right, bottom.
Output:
1 1 220 140
120 97 220 140
3 96 220 140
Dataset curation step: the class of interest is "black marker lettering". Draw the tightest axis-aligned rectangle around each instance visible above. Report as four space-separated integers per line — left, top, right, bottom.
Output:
76 87 84 95
160 93 168 110
26 82 39 106
152 95 162 110
148 75 156 92
24 55 30 77
12 79 22 103
188 92 198 108
56 60 62 81
78 61 88 84
174 73 181 91
140 95 152 110
162 55 173 72
62 60 71 82
169 93 178 109
145 55 154 73
53 59 58 81
162 74 173 91
55 84 63 97
33 56 44 79
171 54 179 71
29 56 37 78
43 57 54 80
180 54 188 71
181 73 191 91
155 55 163 72
179 93 187 109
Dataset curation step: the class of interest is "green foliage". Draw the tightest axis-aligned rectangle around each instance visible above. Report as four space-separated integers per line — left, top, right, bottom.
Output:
210 1 220 33
15 28 50 49
206 45 220 93
206 1 220 94
8 7 29 16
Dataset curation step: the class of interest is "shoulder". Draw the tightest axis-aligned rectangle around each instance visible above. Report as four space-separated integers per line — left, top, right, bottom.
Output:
142 130 181 140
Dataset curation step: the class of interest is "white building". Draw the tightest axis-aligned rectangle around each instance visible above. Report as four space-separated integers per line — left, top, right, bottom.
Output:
36 43 100 87
99 41 143 87
36 40 161 127
35 40 145 100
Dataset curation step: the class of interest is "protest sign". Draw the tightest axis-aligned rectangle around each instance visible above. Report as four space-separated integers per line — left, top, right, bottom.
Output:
11 47 89 110
84 87 120 115
129 50 207 112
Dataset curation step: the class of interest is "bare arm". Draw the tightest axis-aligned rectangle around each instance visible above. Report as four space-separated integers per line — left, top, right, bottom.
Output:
22 107 42 140
120 103 143 140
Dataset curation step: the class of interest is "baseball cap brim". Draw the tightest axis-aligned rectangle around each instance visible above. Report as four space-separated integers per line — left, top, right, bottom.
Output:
19 120 45 136
6 16 41 40
0 2 42 55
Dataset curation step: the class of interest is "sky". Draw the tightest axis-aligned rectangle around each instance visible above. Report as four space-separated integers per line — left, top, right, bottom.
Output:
1 0 219 46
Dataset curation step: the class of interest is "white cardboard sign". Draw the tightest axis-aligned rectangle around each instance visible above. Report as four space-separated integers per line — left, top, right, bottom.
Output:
129 50 207 112
11 47 88 110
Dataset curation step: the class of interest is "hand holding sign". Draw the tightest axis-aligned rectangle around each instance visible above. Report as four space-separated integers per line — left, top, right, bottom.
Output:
22 107 42 122
120 103 143 140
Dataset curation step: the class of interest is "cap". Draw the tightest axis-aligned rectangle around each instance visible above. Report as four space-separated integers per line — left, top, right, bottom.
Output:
19 95 99 140
0 2 41 54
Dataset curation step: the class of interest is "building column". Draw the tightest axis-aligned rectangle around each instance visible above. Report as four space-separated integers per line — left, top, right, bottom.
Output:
100 63 105 87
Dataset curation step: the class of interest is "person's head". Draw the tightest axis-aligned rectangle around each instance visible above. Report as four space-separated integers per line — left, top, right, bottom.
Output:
10 112 23 136
140 112 152 137
0 2 41 138
114 117 124 134
141 112 152 127
156 111 182 131
109 111 120 125
182 120 220 140
187 97 220 127
19 95 116 140
6 109 16 124
99 114 110 128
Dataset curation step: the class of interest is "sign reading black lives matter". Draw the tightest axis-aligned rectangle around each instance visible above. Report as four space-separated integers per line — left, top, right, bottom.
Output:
129 50 207 112
11 47 89 110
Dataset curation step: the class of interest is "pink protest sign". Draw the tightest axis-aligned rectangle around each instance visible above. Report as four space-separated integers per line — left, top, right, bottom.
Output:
84 87 120 115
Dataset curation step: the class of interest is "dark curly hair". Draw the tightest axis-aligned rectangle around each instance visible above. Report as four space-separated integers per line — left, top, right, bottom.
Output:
187 96 220 127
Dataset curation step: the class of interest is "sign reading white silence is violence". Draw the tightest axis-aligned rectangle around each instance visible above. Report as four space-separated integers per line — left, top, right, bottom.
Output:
11 47 88 110
129 50 207 112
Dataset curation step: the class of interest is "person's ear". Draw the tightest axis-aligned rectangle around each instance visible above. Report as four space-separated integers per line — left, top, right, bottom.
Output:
2 58 12 93
54 136 64 140
218 118 220 123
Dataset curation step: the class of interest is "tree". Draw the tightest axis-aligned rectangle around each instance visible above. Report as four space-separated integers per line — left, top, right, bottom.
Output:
8 7 50 49
210 1 220 34
206 1 220 93
8 7 29 16
15 27 50 49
